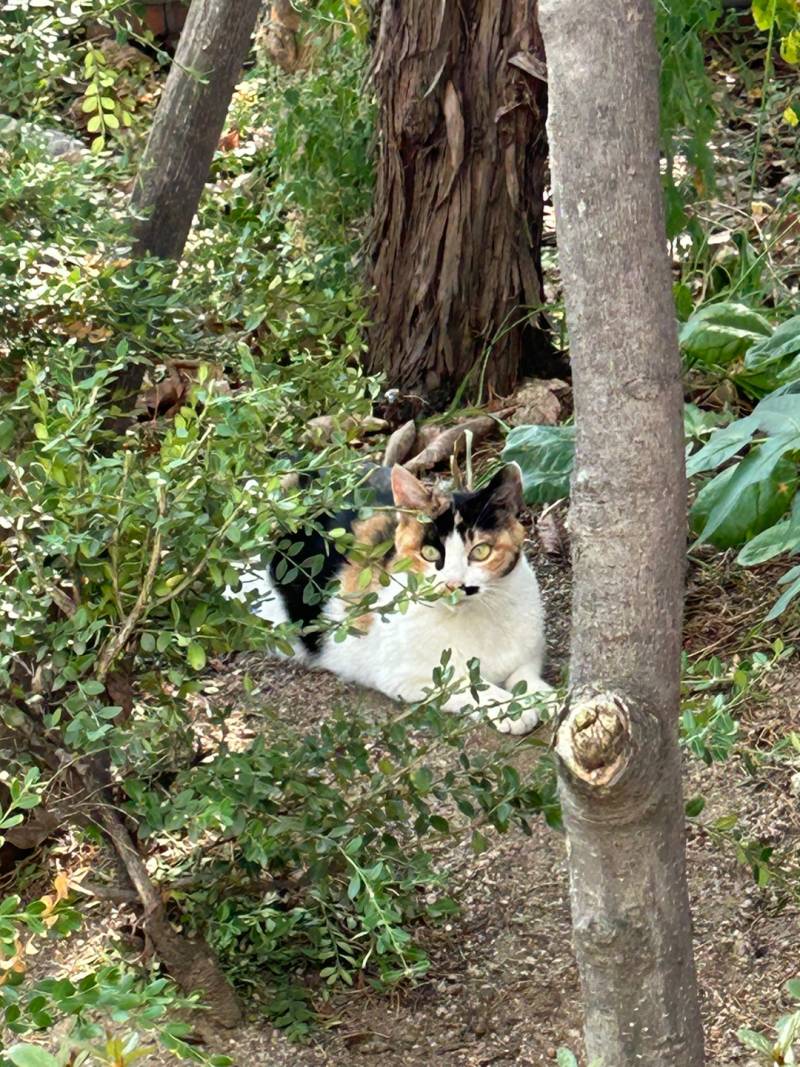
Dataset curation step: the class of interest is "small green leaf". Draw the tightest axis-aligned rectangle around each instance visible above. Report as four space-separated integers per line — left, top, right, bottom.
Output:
685 795 705 818
556 1050 579 1067
186 642 206 670
411 767 433 793
471 830 489 855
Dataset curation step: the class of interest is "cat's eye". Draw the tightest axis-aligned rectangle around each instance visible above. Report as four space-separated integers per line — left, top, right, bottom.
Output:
420 544 441 562
469 542 492 562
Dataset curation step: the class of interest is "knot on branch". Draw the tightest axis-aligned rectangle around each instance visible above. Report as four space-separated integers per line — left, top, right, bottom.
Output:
555 690 631 789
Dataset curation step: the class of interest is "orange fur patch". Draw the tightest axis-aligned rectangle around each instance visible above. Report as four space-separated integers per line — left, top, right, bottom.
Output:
351 512 395 548
394 518 428 573
338 512 397 633
471 520 525 576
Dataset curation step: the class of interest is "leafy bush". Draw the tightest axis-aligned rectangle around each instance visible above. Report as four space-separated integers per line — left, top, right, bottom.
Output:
657 0 723 232
686 385 800 616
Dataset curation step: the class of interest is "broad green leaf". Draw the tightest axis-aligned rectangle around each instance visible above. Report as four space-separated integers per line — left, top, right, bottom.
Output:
691 446 798 548
752 389 800 435
556 1050 579 1067
736 1026 773 1053
776 1010 800 1055
683 403 730 442
766 565 800 621
679 302 771 365
786 979 800 1000
503 424 575 503
685 414 758 477
736 514 800 565
7 1046 61 1067
746 316 800 380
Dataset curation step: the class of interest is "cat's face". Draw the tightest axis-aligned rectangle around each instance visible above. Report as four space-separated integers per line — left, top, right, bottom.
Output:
391 464 526 599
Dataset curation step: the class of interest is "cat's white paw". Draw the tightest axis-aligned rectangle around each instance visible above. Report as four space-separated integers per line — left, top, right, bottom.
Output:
488 703 541 735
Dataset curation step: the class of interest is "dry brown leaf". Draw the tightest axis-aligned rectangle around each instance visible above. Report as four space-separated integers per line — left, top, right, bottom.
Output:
404 416 496 475
383 420 417 466
141 370 186 417
218 128 241 152
508 378 569 427
305 413 388 445
536 507 569 558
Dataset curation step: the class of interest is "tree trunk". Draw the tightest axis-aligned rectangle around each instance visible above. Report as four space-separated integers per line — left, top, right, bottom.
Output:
130 0 262 261
367 0 548 408
538 1 705 1064
117 0 261 409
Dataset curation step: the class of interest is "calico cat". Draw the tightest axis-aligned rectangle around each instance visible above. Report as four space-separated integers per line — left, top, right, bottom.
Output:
235 462 552 734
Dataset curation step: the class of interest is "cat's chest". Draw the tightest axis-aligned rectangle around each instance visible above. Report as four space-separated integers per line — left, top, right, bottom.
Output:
413 600 529 679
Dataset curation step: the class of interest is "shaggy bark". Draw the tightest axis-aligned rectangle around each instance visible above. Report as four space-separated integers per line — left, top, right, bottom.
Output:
130 0 262 261
256 0 306 71
367 0 548 407
539 1 705 1064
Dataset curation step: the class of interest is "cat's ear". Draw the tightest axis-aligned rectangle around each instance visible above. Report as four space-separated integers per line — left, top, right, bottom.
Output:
391 464 434 512
484 463 524 517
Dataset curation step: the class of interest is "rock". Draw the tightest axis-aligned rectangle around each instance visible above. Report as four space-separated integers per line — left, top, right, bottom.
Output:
0 115 87 162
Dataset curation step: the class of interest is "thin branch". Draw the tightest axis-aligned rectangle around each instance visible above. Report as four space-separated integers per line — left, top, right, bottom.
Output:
95 485 165 682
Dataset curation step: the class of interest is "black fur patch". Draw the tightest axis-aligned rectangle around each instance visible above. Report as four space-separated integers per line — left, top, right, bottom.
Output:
453 470 511 533
268 465 394 653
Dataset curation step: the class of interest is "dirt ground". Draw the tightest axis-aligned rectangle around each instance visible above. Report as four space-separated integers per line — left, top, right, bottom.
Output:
9 535 798 1067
